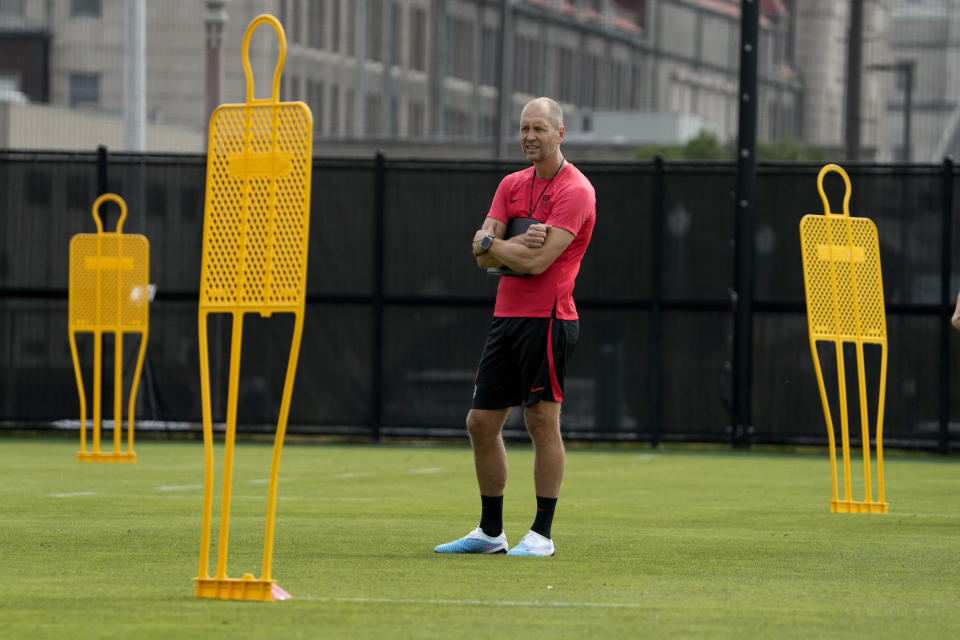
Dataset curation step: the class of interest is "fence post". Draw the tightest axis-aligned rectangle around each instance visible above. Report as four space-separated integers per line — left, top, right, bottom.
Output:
372 152 386 441
649 156 665 447
939 157 953 454
730 0 759 448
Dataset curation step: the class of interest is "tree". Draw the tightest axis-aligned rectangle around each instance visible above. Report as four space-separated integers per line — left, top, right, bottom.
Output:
756 138 830 162
633 130 732 161
633 130 830 162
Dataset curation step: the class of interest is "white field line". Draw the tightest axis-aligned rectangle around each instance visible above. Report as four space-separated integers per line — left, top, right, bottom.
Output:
157 484 204 491
299 595 640 609
408 467 444 474
332 472 373 479
50 491 97 498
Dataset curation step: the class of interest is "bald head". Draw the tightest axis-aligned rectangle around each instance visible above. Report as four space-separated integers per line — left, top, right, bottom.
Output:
519 97 566 174
521 97 564 132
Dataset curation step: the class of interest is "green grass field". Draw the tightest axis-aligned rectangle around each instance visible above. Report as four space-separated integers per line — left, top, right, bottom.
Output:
1 435 958 639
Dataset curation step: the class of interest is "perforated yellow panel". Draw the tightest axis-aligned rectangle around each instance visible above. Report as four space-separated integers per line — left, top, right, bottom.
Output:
195 14 311 603
199 44 312 313
799 164 888 515
800 215 885 343
69 234 149 331
68 193 149 463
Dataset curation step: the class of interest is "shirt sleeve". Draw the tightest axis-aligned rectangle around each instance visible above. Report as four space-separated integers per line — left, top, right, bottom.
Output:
486 177 511 224
545 183 593 237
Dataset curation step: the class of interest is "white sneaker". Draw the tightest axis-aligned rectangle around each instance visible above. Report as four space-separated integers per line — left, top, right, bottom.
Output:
434 527 508 554
506 530 555 556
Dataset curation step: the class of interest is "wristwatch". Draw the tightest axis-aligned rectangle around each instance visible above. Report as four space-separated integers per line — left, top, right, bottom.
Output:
479 234 495 253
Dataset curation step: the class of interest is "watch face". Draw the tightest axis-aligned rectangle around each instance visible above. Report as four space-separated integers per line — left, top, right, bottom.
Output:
481 235 494 249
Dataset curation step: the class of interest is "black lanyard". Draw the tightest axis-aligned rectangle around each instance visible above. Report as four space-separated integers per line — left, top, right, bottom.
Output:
529 160 565 218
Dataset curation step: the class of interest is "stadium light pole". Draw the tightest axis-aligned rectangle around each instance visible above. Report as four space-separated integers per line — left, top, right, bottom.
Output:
730 0 759 449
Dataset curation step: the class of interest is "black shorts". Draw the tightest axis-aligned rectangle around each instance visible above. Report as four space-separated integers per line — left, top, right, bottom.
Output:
472 315 580 409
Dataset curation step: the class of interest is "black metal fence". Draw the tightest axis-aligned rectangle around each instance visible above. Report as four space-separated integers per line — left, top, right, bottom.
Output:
1 150 958 451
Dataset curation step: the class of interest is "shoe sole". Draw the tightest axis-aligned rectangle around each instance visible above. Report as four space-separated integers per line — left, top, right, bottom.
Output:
434 543 508 554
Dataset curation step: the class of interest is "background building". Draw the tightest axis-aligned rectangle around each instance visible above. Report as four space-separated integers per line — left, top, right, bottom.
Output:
0 0 800 158
1 0 959 161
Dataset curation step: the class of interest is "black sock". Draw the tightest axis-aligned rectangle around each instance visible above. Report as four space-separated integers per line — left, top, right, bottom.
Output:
531 496 558 539
479 495 503 537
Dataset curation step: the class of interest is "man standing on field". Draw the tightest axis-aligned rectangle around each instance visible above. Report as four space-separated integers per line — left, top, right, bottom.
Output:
434 97 596 557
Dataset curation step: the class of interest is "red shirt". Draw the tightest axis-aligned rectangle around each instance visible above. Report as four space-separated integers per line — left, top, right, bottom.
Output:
486 163 595 320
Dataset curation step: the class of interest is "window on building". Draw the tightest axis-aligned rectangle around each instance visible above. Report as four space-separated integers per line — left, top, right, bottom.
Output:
366 94 382 136
631 62 644 108
307 80 324 135
480 25 498 87
345 89 355 136
458 18 476 81
669 80 693 114
308 0 325 49
529 36 542 93
332 0 341 52
346 1 356 56
408 101 424 138
609 60 622 108
480 115 495 139
390 2 402 66
368 0 383 62
70 0 101 17
449 18 474 81
445 108 470 138
555 47 575 103
513 35 542 94
290 0 303 44
69 73 99 107
582 53 600 108
0 0 25 17
330 85 340 136
390 97 398 136
410 7 426 71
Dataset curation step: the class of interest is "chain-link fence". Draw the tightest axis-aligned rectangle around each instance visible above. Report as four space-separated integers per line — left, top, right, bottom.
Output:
2 151 958 450
3 2 960 449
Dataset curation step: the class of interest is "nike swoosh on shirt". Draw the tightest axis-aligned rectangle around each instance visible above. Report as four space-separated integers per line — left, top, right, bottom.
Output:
510 198 522 203
530 386 545 393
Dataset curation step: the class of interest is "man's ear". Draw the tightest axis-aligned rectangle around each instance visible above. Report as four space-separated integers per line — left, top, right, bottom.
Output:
558 125 565 143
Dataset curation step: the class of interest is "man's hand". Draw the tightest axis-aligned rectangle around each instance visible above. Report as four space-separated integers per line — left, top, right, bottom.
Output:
472 228 489 256
516 223 548 249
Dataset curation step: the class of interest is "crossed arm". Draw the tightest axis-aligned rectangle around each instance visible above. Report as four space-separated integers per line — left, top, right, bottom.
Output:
471 217 574 276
